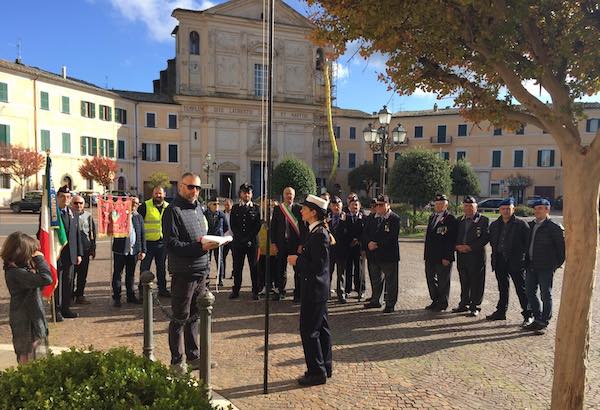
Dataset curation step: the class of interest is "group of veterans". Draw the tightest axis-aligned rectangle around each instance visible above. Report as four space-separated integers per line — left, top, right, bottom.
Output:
41 172 566 386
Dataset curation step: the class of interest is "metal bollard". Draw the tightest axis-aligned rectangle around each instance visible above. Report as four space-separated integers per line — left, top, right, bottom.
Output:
198 290 216 393
140 270 156 361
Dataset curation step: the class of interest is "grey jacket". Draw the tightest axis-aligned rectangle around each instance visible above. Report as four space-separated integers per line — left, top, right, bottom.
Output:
4 255 52 354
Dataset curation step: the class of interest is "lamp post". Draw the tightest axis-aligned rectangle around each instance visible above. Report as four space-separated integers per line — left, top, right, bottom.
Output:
363 105 407 196
203 153 217 200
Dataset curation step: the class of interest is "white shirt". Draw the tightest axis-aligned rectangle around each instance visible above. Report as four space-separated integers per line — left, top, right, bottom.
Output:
309 221 320 232
223 211 233 237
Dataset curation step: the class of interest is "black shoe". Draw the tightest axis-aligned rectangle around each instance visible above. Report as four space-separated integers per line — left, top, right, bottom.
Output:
298 374 327 386
364 302 382 309
127 296 142 305
55 313 64 322
158 289 171 298
252 293 260 301
425 302 437 310
271 292 281 301
61 310 78 319
524 320 545 332
305 370 332 379
451 305 469 313
218 281 224 287
467 310 479 317
293 297 301 304
485 311 506 321
229 292 239 299
383 305 395 313
432 304 447 312
338 297 348 304
113 299 122 307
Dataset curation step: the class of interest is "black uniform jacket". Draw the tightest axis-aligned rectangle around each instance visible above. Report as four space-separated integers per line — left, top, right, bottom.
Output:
230 202 261 247
455 213 490 261
424 210 457 263
328 212 350 261
365 211 400 263
345 211 365 252
489 215 529 272
527 218 565 271
296 222 331 303
59 208 83 266
270 203 307 252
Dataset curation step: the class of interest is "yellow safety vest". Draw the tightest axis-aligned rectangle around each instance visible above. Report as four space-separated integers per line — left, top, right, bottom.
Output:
144 199 168 241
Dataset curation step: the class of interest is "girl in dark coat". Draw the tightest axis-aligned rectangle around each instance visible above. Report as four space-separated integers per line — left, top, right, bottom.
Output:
1 232 52 364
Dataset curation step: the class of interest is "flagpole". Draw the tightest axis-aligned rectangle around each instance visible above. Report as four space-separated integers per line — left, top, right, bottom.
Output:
263 0 275 395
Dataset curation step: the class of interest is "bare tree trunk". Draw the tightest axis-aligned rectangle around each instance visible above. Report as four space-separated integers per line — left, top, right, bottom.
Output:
551 154 600 409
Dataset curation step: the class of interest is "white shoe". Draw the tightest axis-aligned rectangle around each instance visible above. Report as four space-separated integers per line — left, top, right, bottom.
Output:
522 316 535 327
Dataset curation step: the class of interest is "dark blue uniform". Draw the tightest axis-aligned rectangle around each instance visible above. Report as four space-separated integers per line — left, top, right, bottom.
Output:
296 222 332 379
345 211 365 296
424 210 457 310
230 201 261 297
328 212 350 301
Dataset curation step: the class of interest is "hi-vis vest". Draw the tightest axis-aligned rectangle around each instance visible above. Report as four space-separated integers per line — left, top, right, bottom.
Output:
144 199 168 241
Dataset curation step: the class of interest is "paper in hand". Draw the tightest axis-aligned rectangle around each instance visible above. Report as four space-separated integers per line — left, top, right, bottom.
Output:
201 235 233 247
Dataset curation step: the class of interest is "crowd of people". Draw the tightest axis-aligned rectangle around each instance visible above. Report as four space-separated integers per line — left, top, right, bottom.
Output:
1 170 566 385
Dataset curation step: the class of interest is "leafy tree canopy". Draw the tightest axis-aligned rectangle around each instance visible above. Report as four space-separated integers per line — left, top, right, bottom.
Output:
272 157 317 200
451 159 480 198
348 160 379 193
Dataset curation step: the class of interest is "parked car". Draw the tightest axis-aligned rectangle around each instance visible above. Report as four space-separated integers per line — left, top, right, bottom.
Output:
78 191 99 207
10 191 43 213
477 198 503 212
526 195 552 207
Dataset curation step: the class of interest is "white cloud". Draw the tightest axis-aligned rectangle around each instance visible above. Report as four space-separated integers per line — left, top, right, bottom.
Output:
108 0 216 42
333 61 350 82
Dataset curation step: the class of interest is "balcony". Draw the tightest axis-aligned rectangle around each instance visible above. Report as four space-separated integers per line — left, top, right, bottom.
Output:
430 136 453 145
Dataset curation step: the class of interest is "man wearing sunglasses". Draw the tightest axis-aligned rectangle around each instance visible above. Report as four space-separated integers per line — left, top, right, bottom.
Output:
162 172 219 374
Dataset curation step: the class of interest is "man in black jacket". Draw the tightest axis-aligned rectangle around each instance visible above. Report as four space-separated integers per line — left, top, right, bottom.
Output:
112 197 146 306
162 172 219 373
229 183 262 300
487 198 532 325
345 197 365 298
454 196 490 317
423 194 457 312
271 186 306 301
328 196 350 303
524 198 565 334
204 197 229 287
72 195 96 305
363 195 401 313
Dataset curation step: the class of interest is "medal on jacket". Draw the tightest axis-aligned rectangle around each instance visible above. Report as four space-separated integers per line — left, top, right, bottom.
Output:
436 226 447 235
476 226 482 237
384 222 390 232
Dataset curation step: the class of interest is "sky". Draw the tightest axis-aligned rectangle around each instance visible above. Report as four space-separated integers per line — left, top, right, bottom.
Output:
1 0 597 115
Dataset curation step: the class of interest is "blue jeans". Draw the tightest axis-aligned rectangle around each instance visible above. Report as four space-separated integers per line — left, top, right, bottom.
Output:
140 241 167 292
526 267 554 326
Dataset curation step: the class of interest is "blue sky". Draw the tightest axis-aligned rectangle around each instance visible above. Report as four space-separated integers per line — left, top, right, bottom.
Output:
1 1 596 115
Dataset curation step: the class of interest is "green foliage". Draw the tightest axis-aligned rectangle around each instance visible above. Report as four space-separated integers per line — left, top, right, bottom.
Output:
347 161 379 193
148 172 171 190
388 149 451 209
451 160 480 201
515 204 534 217
272 157 317 200
390 203 430 234
0 348 214 410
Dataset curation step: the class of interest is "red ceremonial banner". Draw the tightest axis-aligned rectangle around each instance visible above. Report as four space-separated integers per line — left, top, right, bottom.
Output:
97 196 132 238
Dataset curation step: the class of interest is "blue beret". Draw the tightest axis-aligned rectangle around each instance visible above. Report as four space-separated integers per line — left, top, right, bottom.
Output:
499 197 515 206
532 198 551 207
463 195 477 204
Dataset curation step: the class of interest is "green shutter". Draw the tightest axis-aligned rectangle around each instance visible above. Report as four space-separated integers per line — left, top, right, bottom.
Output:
108 107 113 121
0 82 7 102
0 124 9 145
109 140 115 157
550 150 555 167
99 139 105 156
40 92 49 110
62 133 71 153
156 144 161 161
80 137 86 155
62 96 70 114
537 151 542 167
91 138 97 156
81 101 86 116
41 130 50 151
91 103 96 119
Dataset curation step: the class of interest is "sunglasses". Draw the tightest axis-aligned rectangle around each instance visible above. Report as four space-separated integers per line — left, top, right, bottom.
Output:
186 184 202 191
72 201 84 205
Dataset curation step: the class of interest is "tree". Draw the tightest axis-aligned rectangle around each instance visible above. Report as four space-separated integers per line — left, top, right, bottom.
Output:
348 160 379 196
309 1 600 407
388 149 451 212
451 160 481 204
78 156 117 193
148 172 170 190
272 157 317 200
0 145 45 198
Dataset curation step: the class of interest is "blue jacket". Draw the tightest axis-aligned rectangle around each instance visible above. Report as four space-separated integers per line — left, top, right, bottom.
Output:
112 213 146 255
204 209 229 236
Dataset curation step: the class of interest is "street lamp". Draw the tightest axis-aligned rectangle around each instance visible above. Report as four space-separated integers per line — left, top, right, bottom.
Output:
363 105 407 195
203 153 218 200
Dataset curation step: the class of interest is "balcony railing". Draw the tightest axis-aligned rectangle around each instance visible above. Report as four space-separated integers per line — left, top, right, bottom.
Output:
430 136 453 145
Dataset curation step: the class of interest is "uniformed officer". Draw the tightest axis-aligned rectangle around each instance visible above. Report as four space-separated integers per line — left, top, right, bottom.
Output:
363 195 401 313
345 197 365 298
328 196 350 303
487 197 532 325
288 194 332 386
453 195 490 317
524 198 565 334
423 194 457 312
362 198 378 302
229 183 262 300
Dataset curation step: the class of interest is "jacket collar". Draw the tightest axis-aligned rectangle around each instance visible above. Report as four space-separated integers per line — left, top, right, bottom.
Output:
174 194 200 209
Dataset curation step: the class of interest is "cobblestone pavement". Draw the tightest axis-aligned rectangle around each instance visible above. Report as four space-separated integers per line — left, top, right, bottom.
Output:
0 234 598 409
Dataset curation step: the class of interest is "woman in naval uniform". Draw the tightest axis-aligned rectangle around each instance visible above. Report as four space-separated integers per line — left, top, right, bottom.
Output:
288 194 332 386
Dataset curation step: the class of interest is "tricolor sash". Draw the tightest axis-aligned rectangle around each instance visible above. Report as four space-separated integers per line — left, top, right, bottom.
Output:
280 203 300 238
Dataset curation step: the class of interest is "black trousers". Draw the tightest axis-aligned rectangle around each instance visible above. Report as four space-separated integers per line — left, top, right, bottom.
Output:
222 244 231 278
424 259 452 308
232 243 259 295
329 257 347 299
112 253 138 300
258 254 277 291
300 300 332 377
73 250 91 297
456 254 486 311
494 255 530 317
169 274 206 365
275 245 300 297
345 246 364 294
54 262 74 314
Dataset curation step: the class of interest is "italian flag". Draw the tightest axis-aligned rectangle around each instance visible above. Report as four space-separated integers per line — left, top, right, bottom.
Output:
39 156 67 300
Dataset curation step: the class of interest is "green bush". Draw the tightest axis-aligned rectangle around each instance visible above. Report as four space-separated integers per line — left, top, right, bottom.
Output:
272 157 317 200
515 204 534 216
390 203 430 234
0 348 214 410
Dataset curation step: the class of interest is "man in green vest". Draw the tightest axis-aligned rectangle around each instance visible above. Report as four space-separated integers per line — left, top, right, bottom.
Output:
139 186 170 297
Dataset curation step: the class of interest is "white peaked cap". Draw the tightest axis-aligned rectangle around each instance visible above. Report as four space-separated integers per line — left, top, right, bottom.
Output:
303 194 329 212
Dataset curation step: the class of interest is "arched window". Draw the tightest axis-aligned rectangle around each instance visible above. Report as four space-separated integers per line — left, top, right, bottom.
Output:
189 31 200 55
